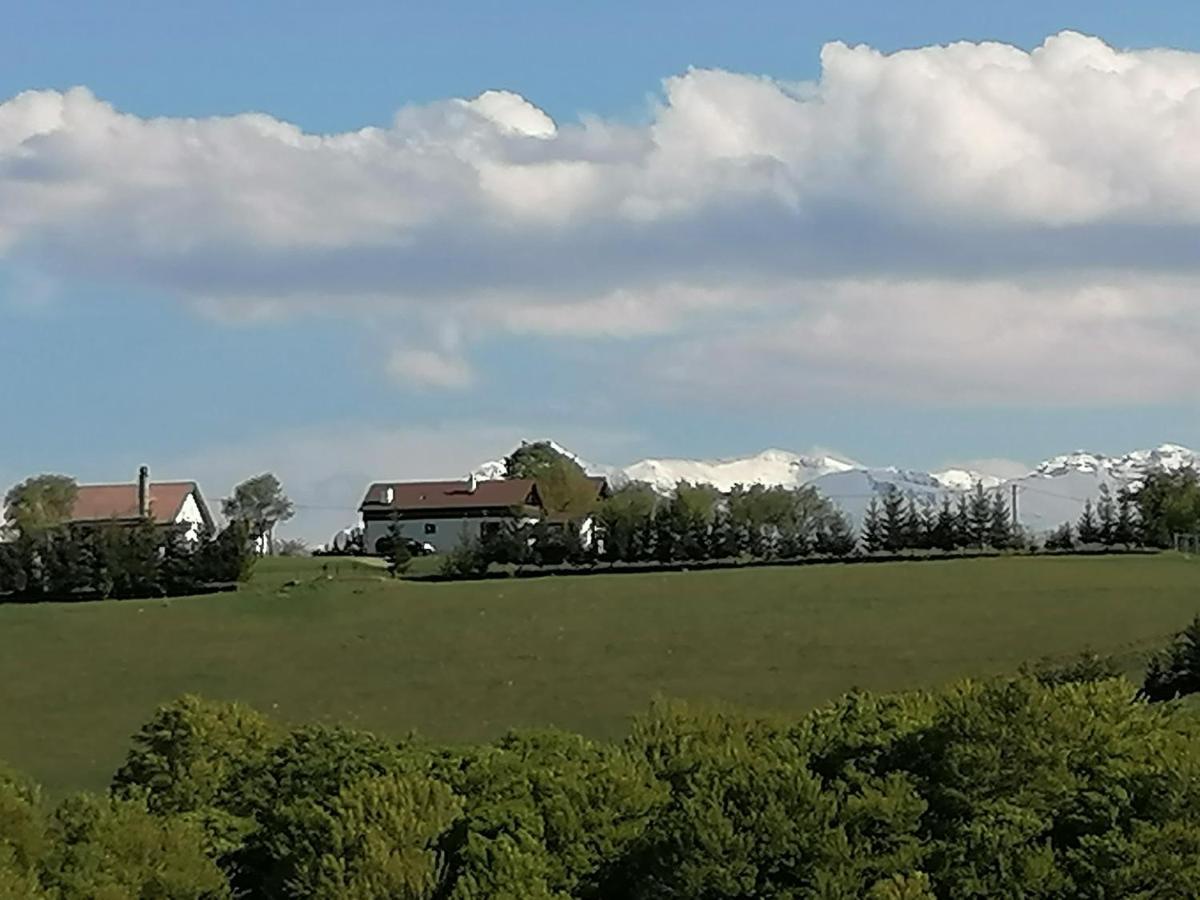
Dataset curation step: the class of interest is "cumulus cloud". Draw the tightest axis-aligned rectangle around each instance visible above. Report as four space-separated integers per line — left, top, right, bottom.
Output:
4 31 1200 402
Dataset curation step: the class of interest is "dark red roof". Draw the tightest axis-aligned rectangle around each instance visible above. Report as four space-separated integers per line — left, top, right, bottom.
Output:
360 479 542 512
70 482 211 528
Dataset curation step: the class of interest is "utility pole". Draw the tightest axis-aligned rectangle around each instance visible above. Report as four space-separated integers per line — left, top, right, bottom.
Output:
1011 483 1019 534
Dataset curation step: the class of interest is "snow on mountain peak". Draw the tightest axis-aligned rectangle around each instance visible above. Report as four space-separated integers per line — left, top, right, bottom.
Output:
1031 444 1199 481
620 448 857 494
931 468 1004 491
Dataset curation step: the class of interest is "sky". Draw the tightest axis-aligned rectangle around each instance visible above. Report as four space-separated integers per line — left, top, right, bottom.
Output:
3 1 1200 541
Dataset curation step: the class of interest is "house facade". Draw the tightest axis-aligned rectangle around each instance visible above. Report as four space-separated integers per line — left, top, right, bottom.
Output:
359 475 544 554
69 467 214 541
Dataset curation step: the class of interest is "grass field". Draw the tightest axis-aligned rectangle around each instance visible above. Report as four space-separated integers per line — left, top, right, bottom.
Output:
0 553 1196 794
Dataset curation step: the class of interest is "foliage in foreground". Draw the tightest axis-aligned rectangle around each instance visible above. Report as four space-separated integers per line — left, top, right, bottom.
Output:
5 672 1200 898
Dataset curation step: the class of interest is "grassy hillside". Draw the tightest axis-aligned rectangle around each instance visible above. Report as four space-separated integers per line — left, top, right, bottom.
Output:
0 553 1195 793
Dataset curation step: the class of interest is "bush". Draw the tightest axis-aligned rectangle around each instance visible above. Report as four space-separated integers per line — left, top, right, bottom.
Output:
7 673 1200 897
432 730 664 899
1021 650 1122 687
439 535 489 579
41 793 229 899
111 696 280 858
1141 615 1200 702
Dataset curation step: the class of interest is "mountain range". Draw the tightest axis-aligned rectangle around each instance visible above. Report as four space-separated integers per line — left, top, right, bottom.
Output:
476 443 1199 534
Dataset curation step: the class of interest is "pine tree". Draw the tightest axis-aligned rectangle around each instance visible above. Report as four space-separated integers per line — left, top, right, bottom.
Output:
861 497 885 553
882 488 908 553
987 491 1012 550
1096 484 1117 546
1077 499 1101 545
815 511 857 557
1114 489 1138 548
954 495 971 550
1051 520 1080 549
905 496 928 551
967 484 991 549
932 496 957 551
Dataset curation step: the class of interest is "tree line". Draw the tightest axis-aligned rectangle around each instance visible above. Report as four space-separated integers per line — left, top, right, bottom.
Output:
5 651 1200 898
422 445 1200 579
0 521 255 602
0 473 278 602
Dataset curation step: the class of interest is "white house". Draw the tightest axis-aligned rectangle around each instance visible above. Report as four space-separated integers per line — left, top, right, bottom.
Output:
358 474 608 554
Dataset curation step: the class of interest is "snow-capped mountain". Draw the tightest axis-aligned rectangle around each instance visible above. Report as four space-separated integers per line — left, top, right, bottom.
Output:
931 469 1004 491
618 449 856 494
1032 444 1199 483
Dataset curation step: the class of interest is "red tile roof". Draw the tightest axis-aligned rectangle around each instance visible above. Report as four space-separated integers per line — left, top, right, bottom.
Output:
70 482 210 527
360 479 542 512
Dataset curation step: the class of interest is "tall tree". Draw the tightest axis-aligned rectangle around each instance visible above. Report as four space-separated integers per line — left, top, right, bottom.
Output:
3 474 77 536
815 510 857 557
881 488 908 553
596 483 658 563
967 484 991 549
954 494 971 549
1095 484 1117 546
1044 522 1074 552
932 496 957 551
222 473 294 555
1076 499 1102 546
861 497 885 554
1130 469 1200 549
504 441 598 518
987 491 1012 550
1114 489 1138 547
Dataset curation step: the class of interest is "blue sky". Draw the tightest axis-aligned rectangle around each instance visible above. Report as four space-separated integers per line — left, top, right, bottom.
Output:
3 2 1200 540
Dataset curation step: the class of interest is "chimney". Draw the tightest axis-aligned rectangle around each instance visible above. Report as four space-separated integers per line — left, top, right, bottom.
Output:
467 472 478 494
138 466 150 519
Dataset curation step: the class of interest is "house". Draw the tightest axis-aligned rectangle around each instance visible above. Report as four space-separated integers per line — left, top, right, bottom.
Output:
358 474 608 554
69 467 214 541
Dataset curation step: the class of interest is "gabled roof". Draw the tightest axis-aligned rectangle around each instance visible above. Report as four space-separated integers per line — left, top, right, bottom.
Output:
360 479 542 513
70 482 213 529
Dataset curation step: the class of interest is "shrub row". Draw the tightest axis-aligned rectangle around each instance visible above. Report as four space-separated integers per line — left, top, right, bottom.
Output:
4 671 1200 898
0 521 256 603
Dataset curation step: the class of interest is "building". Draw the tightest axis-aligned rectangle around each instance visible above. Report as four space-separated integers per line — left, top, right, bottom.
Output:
358 474 608 554
69 467 214 541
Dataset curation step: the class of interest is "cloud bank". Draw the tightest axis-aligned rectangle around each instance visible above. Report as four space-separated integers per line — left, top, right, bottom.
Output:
4 31 1200 402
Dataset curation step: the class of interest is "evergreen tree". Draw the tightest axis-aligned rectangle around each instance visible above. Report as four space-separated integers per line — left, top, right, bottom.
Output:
882 488 908 553
918 501 937 552
1114 489 1138 547
954 494 971 549
1044 522 1075 552
861 498 885 553
815 511 857 557
1077 499 1102 545
987 491 1013 550
932 497 957 552
1096 484 1117 546
967 484 991 549
899 495 924 550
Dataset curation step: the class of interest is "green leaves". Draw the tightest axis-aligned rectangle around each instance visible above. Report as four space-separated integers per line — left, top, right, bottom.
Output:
6 675 1200 897
2 474 77 537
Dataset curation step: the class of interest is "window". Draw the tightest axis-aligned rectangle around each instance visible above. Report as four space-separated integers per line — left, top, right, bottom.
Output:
424 523 437 535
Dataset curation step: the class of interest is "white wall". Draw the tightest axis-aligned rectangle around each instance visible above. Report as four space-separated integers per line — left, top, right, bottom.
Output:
174 492 207 542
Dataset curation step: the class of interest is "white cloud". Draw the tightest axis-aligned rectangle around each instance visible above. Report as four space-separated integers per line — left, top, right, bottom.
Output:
5 32 1200 402
386 347 474 390
646 276 1200 405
